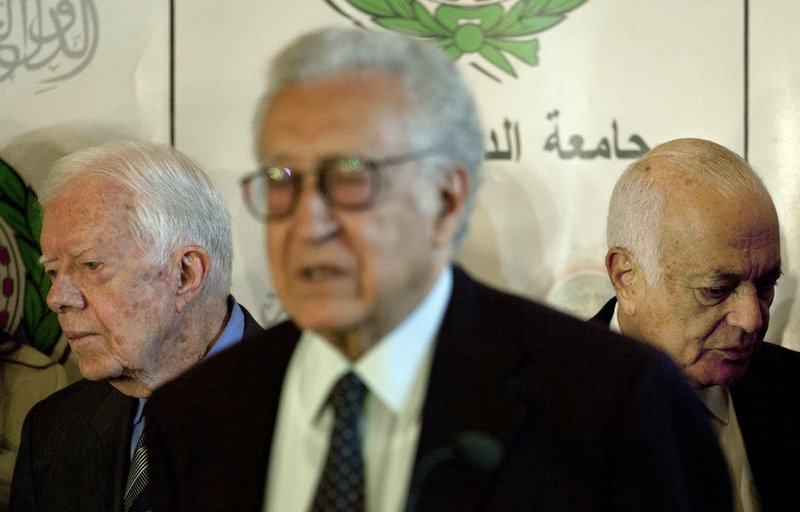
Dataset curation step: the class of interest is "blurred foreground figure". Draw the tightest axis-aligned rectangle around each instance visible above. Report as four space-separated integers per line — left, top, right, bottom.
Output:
147 28 731 512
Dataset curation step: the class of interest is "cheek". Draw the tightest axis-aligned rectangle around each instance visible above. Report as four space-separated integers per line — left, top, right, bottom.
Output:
267 230 289 290
638 302 699 361
108 278 174 333
665 316 728 370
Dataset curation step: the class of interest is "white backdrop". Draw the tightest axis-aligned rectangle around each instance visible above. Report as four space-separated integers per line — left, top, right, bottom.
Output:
2 0 800 354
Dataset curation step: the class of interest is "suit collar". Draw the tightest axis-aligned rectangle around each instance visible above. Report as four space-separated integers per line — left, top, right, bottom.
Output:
590 297 617 325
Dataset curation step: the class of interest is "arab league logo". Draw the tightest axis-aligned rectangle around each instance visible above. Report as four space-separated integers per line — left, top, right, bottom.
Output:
0 157 60 355
327 0 588 80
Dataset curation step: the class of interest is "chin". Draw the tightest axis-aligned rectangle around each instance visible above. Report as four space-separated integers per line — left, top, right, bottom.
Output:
78 364 114 382
694 364 749 388
77 357 123 381
293 304 368 334
108 376 152 398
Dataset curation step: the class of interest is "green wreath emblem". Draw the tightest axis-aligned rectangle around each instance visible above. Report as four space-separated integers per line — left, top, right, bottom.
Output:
0 157 61 355
341 0 588 78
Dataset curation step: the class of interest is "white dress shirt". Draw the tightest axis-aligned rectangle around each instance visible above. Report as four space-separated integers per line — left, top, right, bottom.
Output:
265 268 453 512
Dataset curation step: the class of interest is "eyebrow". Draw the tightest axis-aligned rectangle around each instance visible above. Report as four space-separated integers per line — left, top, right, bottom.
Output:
758 265 784 282
709 263 783 283
38 248 93 267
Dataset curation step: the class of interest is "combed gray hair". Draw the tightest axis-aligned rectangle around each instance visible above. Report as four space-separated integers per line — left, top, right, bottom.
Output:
255 26 484 246
607 138 773 284
39 140 233 298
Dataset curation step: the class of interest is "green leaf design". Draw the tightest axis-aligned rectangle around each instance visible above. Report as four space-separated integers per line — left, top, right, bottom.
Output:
523 0 550 16
22 276 60 355
543 0 589 16
376 17 439 37
37 313 61 353
385 0 414 18
24 281 43 335
479 44 517 77
26 191 42 241
412 3 449 36
436 4 504 31
17 239 47 296
0 158 26 206
340 0 589 79
490 38 539 65
0 203 26 235
0 158 60 355
435 39 463 60
494 1 527 32
348 0 395 17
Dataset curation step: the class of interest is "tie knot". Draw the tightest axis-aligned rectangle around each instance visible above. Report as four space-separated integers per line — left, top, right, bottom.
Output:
330 372 366 417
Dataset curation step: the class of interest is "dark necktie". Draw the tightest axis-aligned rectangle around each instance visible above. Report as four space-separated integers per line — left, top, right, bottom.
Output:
310 372 367 512
124 430 151 512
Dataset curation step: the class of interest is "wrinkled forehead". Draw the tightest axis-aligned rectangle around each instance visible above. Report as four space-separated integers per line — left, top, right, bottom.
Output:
658 191 780 275
259 73 416 162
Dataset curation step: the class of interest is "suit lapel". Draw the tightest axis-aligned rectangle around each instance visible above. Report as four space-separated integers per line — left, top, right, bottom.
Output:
225 321 300 510
240 303 266 338
413 268 528 511
590 297 616 325
80 386 135 512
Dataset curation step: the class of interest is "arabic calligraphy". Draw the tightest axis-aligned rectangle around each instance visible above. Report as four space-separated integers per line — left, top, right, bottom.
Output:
0 0 99 85
485 118 521 161
544 110 650 160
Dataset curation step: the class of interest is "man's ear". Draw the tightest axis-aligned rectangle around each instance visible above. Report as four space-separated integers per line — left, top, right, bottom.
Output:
175 246 211 312
433 164 469 247
605 247 639 316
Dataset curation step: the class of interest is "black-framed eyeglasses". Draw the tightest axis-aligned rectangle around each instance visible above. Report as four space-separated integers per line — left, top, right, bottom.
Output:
240 148 439 222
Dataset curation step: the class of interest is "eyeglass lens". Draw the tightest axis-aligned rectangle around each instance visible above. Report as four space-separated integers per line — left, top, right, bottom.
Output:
246 156 376 220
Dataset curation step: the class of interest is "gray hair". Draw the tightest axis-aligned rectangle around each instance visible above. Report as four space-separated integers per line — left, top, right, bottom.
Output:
39 140 233 297
607 137 773 284
256 26 484 246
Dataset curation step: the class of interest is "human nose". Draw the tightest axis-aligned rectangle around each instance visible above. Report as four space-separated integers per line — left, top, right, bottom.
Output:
727 288 765 334
293 175 339 240
46 272 86 313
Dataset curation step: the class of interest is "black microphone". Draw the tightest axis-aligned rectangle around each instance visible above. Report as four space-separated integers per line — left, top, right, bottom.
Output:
404 431 503 512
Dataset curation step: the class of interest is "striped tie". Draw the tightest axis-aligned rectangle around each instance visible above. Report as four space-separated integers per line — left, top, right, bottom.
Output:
124 430 151 512
311 372 367 512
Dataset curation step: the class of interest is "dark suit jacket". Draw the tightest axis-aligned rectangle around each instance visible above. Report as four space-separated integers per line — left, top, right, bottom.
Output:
148 268 731 512
592 297 800 511
8 303 263 512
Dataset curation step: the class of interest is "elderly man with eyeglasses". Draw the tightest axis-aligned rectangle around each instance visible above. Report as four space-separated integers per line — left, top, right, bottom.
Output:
145 27 732 512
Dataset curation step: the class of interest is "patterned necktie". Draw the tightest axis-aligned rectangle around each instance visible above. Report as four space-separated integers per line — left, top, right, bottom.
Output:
311 372 368 512
124 430 151 512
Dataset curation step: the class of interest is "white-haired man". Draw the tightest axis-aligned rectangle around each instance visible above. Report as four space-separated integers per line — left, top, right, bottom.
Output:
595 137 800 511
10 141 263 512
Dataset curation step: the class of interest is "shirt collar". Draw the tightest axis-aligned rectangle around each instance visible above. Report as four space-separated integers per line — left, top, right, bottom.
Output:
609 300 622 334
293 267 453 423
133 398 146 426
206 295 245 359
696 385 730 424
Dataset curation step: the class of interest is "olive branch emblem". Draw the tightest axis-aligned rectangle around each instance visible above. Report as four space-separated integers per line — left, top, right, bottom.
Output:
337 0 588 78
0 157 61 355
